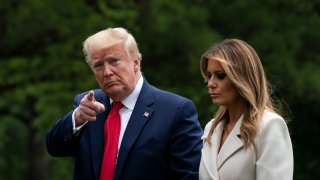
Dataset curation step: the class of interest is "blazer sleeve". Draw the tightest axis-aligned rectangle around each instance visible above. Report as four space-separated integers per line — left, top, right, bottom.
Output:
255 112 294 180
169 99 203 179
46 93 84 157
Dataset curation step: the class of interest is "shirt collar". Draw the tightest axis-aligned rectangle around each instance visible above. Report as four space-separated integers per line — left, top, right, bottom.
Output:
110 75 143 110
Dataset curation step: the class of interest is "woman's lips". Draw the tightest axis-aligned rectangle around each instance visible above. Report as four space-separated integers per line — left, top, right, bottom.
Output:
209 92 219 98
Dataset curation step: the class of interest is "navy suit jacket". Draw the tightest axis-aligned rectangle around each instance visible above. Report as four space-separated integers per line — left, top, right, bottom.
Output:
46 79 203 180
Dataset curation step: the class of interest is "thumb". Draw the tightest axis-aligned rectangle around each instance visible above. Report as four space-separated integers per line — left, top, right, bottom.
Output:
86 90 95 101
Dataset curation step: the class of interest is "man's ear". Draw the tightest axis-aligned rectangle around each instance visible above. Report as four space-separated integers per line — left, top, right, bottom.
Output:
133 59 141 72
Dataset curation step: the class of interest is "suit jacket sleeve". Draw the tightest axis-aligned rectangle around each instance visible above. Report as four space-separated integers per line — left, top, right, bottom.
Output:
46 93 85 157
168 99 203 179
255 112 294 180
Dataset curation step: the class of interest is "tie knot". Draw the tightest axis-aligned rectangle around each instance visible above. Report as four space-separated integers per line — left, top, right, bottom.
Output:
112 102 123 111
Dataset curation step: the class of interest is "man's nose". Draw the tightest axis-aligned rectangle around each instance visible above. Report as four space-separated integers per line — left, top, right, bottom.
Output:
103 64 113 76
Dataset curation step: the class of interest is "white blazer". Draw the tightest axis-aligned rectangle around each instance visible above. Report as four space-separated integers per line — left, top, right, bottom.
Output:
199 110 293 180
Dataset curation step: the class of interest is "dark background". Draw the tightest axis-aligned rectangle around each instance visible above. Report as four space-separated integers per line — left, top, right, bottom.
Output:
0 0 319 179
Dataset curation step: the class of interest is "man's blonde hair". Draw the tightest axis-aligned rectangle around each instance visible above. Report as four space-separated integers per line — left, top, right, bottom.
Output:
83 27 142 64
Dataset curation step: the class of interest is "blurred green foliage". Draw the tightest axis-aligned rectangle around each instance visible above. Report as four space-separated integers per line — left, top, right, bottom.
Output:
0 0 319 179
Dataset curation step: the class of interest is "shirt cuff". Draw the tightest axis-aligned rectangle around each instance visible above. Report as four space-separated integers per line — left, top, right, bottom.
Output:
72 107 88 134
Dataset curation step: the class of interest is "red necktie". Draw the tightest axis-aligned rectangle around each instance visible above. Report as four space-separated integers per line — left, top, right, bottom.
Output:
100 102 123 180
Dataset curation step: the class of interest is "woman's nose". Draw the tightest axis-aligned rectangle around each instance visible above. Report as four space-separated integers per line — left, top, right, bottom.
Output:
207 77 217 88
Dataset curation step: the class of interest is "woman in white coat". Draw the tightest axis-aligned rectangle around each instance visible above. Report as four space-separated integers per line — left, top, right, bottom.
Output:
199 39 293 180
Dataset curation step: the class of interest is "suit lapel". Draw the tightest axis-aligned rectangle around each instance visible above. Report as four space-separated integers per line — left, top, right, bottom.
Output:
89 93 110 179
217 116 244 169
114 80 154 180
201 121 225 179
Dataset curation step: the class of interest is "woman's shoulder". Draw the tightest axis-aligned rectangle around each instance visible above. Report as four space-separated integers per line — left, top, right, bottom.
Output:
258 109 289 135
260 110 285 125
202 118 223 138
202 119 215 138
204 118 217 130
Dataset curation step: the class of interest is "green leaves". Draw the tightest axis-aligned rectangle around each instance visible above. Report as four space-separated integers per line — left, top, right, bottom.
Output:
0 0 319 179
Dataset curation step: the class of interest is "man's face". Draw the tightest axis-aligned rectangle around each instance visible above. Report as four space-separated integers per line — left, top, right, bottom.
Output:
90 43 140 101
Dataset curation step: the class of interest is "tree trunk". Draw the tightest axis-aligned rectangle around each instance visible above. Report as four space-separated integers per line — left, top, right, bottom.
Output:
28 126 48 180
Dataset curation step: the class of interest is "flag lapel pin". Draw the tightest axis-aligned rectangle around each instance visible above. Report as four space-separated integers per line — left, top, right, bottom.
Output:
143 112 149 117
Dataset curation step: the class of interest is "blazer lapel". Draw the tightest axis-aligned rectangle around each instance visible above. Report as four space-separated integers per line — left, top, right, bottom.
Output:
201 121 225 179
217 116 244 170
114 80 154 180
89 94 111 179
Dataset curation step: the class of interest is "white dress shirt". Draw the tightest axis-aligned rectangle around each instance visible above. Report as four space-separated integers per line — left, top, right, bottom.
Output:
112 75 143 149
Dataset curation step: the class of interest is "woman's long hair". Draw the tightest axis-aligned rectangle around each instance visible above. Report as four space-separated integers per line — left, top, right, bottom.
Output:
200 39 274 149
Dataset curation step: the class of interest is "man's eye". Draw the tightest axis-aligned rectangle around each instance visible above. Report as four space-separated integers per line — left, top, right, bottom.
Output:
216 72 226 80
93 63 103 71
110 58 120 65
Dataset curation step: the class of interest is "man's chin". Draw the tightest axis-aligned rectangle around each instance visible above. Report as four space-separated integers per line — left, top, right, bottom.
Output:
103 86 123 97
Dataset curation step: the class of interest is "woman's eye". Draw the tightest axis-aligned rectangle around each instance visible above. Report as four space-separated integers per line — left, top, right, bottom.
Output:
206 73 212 79
216 72 226 80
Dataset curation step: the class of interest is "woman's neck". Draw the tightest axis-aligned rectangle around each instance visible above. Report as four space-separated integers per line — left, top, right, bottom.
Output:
226 99 246 124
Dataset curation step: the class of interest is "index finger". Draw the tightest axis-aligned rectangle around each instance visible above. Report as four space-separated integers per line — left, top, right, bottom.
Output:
86 90 95 101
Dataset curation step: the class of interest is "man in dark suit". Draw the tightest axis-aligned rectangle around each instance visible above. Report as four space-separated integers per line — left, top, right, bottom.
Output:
46 27 203 180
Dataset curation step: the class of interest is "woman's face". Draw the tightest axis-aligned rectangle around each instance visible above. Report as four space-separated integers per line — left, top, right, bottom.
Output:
206 59 242 107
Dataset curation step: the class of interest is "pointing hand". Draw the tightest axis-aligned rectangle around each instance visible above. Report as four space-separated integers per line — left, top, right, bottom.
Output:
75 90 105 126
